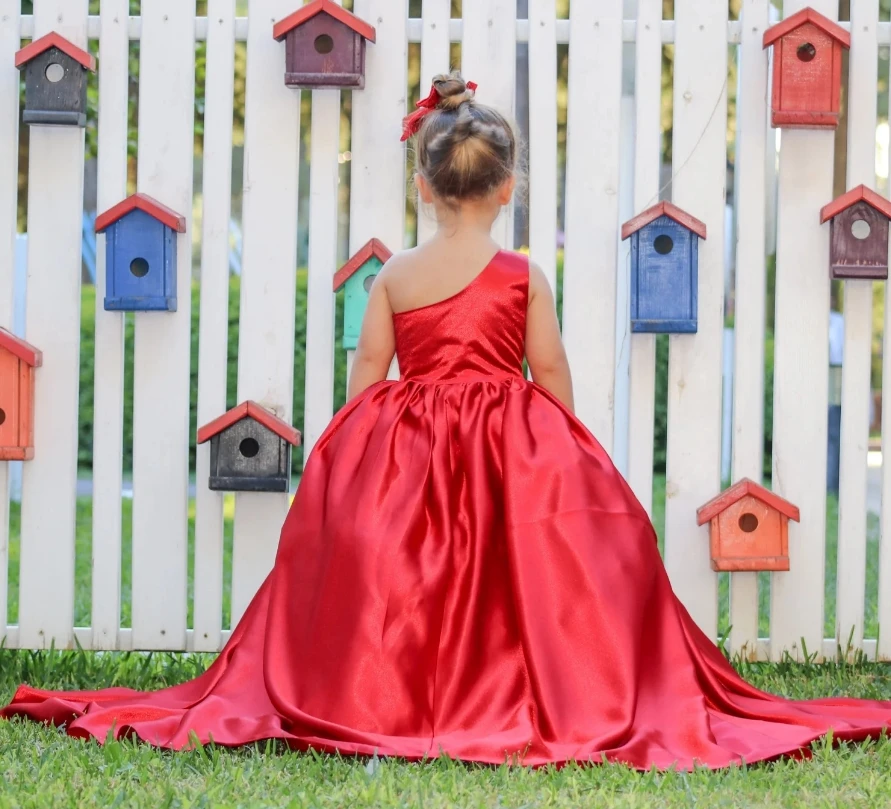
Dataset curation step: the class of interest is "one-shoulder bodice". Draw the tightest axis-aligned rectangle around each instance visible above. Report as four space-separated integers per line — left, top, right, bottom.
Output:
392 250 529 382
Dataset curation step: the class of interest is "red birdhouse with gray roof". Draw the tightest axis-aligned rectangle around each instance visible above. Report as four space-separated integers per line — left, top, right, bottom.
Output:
273 0 377 90
820 185 891 280
0 328 42 461
697 479 800 572
762 7 850 130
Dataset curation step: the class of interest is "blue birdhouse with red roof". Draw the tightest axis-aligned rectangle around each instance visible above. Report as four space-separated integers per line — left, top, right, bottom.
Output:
95 193 186 312
621 201 707 334
333 238 393 349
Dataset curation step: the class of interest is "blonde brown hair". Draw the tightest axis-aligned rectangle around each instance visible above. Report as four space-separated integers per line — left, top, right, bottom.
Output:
414 72 518 204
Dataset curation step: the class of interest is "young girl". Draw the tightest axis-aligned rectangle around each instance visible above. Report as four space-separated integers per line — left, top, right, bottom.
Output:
4 73 891 771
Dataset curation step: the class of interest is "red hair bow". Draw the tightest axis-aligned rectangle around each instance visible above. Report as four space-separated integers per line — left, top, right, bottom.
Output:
400 80 478 142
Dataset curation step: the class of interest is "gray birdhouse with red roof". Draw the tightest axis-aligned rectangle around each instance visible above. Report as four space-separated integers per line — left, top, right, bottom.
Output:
334 238 393 349
0 328 42 461
95 193 187 312
273 0 377 90
820 185 891 280
621 201 707 334
198 401 301 493
762 8 850 130
15 32 95 127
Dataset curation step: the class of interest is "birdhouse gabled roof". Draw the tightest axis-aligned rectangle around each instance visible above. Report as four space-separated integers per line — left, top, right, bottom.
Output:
333 238 393 292
762 8 850 50
696 478 800 526
0 328 42 367
621 201 707 241
15 31 96 71
273 0 377 44
820 185 891 224
197 401 301 447
95 193 187 234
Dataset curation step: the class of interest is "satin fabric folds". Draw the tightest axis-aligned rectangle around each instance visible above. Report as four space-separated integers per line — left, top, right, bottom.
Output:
4 250 891 771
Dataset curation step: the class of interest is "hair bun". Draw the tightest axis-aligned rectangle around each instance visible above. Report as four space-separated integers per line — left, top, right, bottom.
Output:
432 72 475 111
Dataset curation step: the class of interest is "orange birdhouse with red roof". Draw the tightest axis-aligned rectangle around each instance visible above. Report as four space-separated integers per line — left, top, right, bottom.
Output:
273 0 376 90
0 328 43 461
334 238 393 350
762 7 850 130
697 479 800 572
820 185 891 280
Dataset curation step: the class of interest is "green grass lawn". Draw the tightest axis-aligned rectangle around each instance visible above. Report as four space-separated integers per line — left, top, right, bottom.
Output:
1 481 890 807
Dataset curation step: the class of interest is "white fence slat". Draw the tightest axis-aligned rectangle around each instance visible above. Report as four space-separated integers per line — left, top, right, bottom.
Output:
131 0 196 650
728 0 769 659
769 0 835 663
417 0 451 246
662 0 727 636
461 0 516 249
231 0 301 626
0 0 19 644
193 0 236 652
626 0 662 516
90 0 129 651
835 0 877 656
303 84 340 461
528 0 558 295
561 1 622 451
17 0 89 649
880 41 891 662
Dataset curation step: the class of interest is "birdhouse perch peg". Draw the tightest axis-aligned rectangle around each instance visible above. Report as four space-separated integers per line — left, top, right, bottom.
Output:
697 479 800 572
621 202 706 334
334 238 393 350
762 8 850 130
820 185 891 280
273 0 377 90
0 328 42 461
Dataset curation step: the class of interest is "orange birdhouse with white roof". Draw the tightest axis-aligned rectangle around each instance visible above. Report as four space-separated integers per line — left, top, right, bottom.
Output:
696 479 800 572
0 328 43 461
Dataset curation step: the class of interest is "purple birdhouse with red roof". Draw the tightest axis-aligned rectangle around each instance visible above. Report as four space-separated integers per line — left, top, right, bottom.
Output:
198 401 301 493
334 238 393 349
15 32 95 127
273 0 376 90
95 193 186 312
820 185 891 280
621 202 707 334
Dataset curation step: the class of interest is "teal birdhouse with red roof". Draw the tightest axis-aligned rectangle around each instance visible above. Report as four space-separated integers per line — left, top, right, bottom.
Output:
333 239 392 350
95 193 186 312
621 201 707 334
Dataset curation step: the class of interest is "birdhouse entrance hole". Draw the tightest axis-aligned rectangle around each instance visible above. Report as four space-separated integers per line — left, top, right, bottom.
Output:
240 437 260 458
314 33 334 54
851 219 871 240
0 408 5 426
45 62 64 82
738 512 759 533
363 274 376 293
797 42 816 62
654 234 673 255
129 257 150 278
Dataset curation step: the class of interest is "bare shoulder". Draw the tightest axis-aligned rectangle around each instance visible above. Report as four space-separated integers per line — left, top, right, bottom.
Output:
526 258 552 302
377 247 420 281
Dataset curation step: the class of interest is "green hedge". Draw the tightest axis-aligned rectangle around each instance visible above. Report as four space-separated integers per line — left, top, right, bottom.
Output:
78 272 347 475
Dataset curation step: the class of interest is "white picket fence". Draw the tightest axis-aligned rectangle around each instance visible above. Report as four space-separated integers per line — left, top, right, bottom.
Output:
1 0 889 662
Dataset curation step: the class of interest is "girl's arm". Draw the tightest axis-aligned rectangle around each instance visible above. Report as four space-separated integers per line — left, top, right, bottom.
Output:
525 261 574 413
347 273 397 402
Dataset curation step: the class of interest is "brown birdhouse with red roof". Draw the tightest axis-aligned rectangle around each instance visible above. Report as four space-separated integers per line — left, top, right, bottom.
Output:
820 185 891 280
334 238 393 349
15 32 95 127
273 0 377 90
697 479 800 572
0 328 42 461
198 401 301 493
762 8 850 130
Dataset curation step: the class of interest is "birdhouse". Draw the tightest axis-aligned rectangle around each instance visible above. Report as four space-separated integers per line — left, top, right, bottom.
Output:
273 0 377 90
94 193 186 312
0 328 42 461
15 32 95 127
333 238 393 349
762 8 850 130
621 202 706 334
696 479 800 572
819 185 891 280
197 401 301 493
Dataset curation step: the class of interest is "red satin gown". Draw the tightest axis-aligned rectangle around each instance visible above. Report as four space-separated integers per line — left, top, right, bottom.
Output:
5 249 891 770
